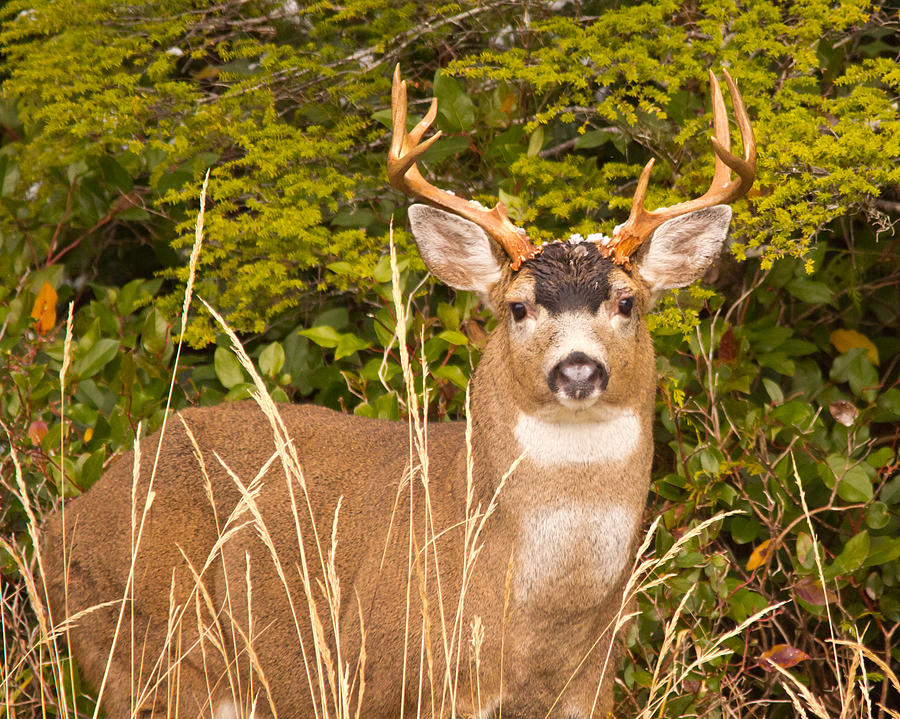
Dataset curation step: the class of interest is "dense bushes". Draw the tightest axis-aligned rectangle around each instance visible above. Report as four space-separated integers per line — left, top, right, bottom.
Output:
1 0 898 717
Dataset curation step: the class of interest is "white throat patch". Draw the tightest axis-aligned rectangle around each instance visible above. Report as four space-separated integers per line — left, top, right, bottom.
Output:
513 408 641 466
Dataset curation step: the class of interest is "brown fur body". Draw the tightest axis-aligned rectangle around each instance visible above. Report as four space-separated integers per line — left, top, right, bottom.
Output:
43 204 733 719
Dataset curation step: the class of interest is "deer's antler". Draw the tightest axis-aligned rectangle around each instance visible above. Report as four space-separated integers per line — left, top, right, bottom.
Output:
388 65 542 271
602 70 757 267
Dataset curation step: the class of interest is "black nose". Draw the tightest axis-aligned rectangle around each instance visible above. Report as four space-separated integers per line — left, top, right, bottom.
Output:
548 351 609 399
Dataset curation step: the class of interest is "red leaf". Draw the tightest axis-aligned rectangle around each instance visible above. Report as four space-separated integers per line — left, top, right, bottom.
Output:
794 576 838 606
759 643 811 671
718 325 737 363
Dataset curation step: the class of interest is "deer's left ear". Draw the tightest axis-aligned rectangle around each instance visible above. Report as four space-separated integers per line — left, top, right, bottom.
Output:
634 205 732 298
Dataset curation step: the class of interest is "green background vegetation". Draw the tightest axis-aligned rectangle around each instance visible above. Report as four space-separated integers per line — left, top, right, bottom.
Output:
1 0 898 716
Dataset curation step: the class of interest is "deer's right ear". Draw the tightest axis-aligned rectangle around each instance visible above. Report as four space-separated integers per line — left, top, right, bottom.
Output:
408 204 504 299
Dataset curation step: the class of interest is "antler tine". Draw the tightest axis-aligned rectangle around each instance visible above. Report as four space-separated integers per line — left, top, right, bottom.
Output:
388 64 542 271
716 69 757 192
602 70 757 267
709 71 731 189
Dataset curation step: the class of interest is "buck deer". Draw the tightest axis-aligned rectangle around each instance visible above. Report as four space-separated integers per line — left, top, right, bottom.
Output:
42 66 755 719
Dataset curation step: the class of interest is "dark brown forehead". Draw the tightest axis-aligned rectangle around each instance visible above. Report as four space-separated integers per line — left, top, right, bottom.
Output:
520 242 623 314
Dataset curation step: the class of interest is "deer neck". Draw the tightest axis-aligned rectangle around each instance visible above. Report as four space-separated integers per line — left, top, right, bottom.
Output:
465 333 656 603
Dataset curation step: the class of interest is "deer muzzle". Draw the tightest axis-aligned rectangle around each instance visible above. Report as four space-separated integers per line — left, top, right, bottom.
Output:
548 351 609 402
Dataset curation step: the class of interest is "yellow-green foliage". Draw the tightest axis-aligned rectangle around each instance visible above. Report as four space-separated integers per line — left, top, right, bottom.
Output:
1 0 896 342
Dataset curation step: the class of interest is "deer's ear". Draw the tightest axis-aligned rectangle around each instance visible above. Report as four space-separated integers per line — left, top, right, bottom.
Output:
635 205 732 298
408 205 504 298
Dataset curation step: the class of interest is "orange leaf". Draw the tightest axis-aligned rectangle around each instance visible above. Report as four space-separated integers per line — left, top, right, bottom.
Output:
759 644 811 671
84 427 94 443
28 420 49 445
30 281 58 335
745 538 774 572
830 328 879 366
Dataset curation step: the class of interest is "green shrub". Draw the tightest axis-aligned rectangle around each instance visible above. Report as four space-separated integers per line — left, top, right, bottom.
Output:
3 1 896 341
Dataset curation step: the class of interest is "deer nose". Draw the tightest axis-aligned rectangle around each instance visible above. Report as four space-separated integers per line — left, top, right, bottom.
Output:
548 352 609 399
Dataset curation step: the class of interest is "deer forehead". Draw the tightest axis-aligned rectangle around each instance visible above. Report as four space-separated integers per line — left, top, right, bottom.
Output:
510 241 638 314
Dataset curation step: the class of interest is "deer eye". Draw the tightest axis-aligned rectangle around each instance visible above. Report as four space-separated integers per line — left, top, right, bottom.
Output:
617 296 634 317
509 302 529 322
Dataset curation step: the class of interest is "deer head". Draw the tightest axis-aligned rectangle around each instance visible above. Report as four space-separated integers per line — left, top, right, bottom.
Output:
389 65 756 418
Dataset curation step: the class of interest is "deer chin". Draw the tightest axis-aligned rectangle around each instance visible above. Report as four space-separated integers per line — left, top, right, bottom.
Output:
556 392 602 412
537 393 627 422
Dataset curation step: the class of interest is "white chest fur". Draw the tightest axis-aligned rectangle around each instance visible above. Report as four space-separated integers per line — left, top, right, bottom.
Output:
513 408 641 466
516 504 638 602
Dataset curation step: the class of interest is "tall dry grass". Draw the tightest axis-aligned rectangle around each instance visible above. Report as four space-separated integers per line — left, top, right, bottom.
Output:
2 180 897 719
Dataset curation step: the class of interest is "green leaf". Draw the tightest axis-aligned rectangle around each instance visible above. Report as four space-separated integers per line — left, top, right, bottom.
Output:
433 70 474 132
780 339 818 356
421 135 470 164
371 107 392 129
374 392 399 419
335 332 370 360
876 388 900 420
771 400 813 429
436 302 460 331
259 341 285 377
574 130 612 149
527 126 544 156
729 515 761 544
436 330 468 345
326 261 355 275
73 339 120 380
141 307 169 354
498 187 527 223
373 255 393 284
79 450 106 490
821 455 874 503
432 364 468 389
156 169 193 195
224 382 256 401
728 588 769 624
786 278 834 305
880 468 900 504
331 209 374 228
865 502 890 530
867 447 895 469
826 530 869 579
830 348 878 401
837 464 873 502
299 325 342 348
98 155 134 192
795 533 816 570
758 352 796 376
863 536 900 568
214 347 245 389
762 377 784 404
